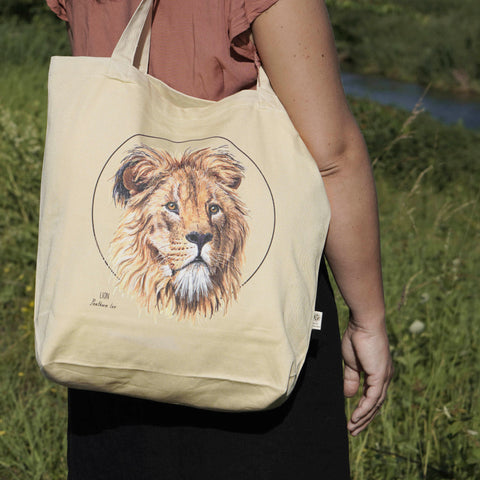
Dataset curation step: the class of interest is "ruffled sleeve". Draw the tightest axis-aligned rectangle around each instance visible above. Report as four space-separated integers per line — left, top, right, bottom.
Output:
46 0 68 21
228 0 279 60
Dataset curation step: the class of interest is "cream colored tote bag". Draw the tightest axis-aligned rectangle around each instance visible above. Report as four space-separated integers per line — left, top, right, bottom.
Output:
35 0 330 411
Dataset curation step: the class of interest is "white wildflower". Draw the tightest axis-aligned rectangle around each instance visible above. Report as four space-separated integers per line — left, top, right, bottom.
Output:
409 320 425 334
419 292 430 304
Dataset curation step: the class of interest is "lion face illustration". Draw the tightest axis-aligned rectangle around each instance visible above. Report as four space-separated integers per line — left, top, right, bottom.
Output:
110 145 249 319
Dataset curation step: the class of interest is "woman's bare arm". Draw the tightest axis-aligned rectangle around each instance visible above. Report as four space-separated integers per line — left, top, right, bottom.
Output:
253 0 393 436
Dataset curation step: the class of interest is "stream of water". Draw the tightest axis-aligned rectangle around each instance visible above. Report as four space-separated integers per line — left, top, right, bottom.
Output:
341 72 480 130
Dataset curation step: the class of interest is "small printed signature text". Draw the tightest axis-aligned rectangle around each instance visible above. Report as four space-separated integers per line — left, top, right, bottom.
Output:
90 292 117 309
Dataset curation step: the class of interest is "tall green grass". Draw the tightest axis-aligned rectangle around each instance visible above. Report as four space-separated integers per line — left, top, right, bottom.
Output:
1 14 479 480
0 14 69 479
346 165 480 479
0 64 67 480
340 96 480 479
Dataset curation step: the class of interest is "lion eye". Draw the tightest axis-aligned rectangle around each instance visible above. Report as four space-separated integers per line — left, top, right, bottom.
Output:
208 204 221 215
165 201 179 214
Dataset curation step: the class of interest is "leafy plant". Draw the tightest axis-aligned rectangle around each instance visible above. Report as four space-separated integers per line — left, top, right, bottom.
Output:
326 0 480 94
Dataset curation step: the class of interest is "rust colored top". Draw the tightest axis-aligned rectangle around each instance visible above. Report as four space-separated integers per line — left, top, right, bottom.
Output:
46 0 278 100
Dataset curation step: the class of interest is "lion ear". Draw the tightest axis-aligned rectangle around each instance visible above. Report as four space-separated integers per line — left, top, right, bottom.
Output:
112 146 170 207
212 169 243 190
121 163 148 195
224 174 242 190
211 154 245 190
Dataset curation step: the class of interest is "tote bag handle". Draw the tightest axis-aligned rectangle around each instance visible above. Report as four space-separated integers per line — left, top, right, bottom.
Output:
110 0 275 96
111 0 153 73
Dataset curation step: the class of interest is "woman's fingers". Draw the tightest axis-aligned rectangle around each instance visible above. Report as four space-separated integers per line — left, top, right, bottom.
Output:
342 322 394 435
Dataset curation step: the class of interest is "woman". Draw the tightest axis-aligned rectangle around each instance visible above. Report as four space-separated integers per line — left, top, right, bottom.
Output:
46 0 393 478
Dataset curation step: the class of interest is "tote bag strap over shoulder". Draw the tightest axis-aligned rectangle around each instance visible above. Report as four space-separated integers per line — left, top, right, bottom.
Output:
111 0 153 73
110 0 275 98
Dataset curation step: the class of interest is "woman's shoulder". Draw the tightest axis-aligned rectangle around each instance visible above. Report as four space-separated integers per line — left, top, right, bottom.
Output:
229 0 279 39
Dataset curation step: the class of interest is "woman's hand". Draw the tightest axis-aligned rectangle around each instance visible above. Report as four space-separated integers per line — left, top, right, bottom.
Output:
342 316 393 436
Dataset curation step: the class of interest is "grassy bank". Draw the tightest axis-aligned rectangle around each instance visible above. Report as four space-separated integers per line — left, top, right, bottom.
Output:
326 0 480 95
1 14 479 480
345 106 480 479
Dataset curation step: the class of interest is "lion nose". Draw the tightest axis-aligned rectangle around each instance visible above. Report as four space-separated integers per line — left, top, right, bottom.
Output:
186 232 213 251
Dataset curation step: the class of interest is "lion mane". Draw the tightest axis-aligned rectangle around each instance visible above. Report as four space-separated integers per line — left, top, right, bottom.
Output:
110 145 249 319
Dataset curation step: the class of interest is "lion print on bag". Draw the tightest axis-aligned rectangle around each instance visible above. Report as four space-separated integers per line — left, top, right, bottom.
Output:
110 145 249 319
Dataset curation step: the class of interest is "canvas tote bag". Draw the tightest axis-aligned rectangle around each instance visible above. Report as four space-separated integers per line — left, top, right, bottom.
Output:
35 0 330 412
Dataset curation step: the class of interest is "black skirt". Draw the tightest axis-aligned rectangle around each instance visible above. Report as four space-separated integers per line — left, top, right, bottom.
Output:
67 259 350 479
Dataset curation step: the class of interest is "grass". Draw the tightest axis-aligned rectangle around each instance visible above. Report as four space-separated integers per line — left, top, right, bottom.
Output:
344 170 480 479
1 14 480 480
339 95 480 479
0 62 68 479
